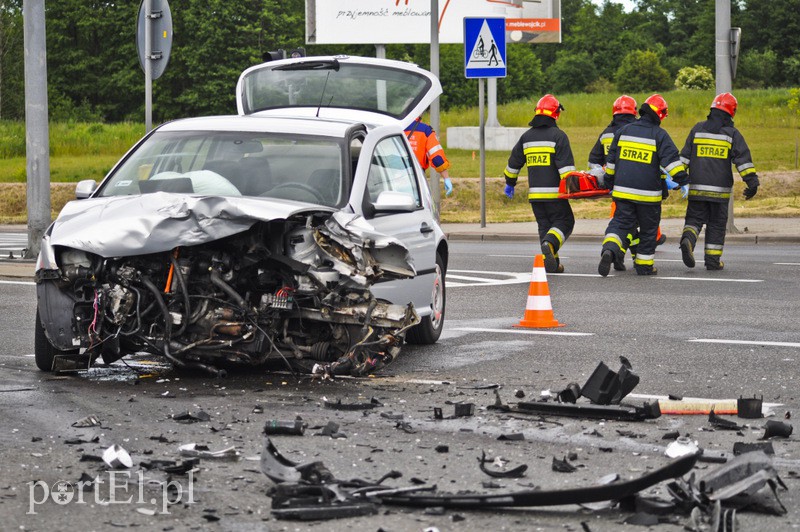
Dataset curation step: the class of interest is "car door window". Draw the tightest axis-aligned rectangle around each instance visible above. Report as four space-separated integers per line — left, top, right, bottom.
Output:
366 136 421 206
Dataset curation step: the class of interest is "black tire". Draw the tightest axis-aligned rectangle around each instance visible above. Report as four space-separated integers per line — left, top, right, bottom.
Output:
406 252 445 345
34 307 76 371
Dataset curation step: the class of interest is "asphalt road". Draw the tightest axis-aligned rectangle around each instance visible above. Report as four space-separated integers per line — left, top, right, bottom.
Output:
1 239 799 531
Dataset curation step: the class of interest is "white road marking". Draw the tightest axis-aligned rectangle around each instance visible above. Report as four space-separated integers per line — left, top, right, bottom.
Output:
689 338 800 348
0 280 35 286
452 326 593 337
775 263 800 266
657 276 763 283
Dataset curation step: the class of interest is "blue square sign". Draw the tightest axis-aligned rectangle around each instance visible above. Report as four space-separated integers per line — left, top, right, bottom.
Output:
464 17 506 79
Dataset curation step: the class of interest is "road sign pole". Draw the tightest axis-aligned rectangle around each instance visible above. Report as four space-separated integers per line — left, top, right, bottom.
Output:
430 0 441 213
144 0 153 133
479 78 486 228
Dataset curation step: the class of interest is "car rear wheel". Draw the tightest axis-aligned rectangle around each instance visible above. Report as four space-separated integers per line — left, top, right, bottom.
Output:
34 307 77 371
406 252 445 345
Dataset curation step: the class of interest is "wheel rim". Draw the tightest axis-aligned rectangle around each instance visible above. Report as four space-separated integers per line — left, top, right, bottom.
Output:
430 263 444 330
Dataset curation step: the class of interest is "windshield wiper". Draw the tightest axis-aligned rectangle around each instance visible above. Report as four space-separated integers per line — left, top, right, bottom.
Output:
275 59 340 72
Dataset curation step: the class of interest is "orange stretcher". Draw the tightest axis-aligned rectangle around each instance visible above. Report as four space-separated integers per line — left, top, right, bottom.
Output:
558 171 611 200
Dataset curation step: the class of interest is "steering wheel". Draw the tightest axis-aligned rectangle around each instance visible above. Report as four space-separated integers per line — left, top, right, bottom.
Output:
266 183 326 204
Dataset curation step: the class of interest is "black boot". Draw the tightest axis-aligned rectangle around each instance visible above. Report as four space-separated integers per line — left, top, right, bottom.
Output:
635 265 658 276
680 238 695 268
598 249 614 277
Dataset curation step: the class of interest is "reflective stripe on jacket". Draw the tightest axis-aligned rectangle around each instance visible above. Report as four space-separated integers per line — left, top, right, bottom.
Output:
505 122 575 202
679 120 758 203
405 120 451 173
605 115 686 205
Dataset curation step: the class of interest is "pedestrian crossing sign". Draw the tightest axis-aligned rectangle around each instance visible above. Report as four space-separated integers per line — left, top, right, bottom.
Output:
464 17 506 79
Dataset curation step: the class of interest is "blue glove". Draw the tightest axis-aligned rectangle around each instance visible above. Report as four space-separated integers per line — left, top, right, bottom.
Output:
504 184 515 199
680 185 689 198
665 175 679 190
443 177 453 196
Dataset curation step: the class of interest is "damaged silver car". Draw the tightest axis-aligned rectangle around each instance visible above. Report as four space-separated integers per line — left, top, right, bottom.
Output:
34 56 448 376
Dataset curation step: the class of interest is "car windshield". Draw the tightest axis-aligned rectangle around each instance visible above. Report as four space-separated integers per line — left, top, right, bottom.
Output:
98 131 346 207
239 61 431 118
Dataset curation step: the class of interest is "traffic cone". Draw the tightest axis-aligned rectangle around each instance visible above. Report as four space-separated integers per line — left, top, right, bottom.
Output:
513 254 564 329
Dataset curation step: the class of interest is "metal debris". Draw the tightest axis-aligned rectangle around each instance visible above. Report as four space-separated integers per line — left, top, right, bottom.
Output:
71 415 101 428
322 397 382 410
263 418 307 436
179 443 240 460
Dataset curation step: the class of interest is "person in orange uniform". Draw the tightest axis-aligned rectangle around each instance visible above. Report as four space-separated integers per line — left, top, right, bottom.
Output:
405 117 453 196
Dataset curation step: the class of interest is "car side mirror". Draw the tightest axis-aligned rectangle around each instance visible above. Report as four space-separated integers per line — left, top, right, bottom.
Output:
75 180 98 199
373 191 416 213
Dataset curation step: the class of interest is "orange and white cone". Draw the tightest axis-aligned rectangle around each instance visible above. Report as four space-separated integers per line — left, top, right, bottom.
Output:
513 254 564 329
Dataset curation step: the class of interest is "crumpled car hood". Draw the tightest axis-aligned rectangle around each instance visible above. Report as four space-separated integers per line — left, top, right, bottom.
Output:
48 193 339 257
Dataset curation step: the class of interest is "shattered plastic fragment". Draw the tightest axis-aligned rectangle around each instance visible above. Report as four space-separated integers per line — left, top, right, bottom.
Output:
72 415 100 428
552 456 578 473
665 437 699 458
454 403 475 417
709 409 744 431
581 359 639 405
737 395 763 419
478 451 527 478
761 420 793 439
733 442 774 456
179 443 240 460
102 444 133 469
322 397 382 410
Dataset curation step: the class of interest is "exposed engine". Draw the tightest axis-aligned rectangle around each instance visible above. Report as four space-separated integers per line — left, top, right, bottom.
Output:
41 214 419 376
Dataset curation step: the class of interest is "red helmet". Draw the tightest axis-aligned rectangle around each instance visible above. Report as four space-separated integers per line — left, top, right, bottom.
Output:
613 95 637 116
535 94 564 120
711 92 737 117
644 94 669 120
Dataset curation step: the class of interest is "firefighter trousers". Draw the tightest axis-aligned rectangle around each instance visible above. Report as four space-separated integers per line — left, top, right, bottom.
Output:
532 200 575 260
602 199 661 272
682 200 727 268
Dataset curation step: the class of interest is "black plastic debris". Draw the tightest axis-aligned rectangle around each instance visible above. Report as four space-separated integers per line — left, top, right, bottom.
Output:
557 382 582 404
149 434 175 443
510 400 660 422
761 420 793 439
435 445 449 453
709 409 744 431
552 456 578 473
733 442 775 456
141 457 200 474
456 383 500 390
379 412 404 421
172 410 211 423
662 431 680 440
270 483 378 521
322 397 382 411
514 389 526 399
79 453 103 462
261 438 335 484
77 472 95 492
581 358 640 405
381 453 700 509
65 436 100 445
497 433 525 441
454 403 475 417
264 418 306 436
478 451 528 478
395 421 416 434
433 407 444 420
738 395 763 419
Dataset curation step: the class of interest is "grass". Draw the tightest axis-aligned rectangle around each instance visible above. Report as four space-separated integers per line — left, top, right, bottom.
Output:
2 89 799 223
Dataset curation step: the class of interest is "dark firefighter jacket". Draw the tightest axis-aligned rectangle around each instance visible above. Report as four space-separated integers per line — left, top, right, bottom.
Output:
605 109 688 204
504 115 576 201
588 114 636 167
679 108 759 203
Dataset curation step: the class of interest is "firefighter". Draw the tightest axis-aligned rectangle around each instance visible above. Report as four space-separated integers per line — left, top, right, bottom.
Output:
678 92 759 270
598 94 689 276
405 116 453 196
504 94 576 273
588 95 638 271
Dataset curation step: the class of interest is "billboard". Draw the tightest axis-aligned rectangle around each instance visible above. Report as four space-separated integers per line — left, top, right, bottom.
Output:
306 0 561 45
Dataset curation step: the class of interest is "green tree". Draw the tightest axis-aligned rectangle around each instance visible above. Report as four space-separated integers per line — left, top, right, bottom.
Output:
675 65 714 90
740 0 800 86
0 0 23 120
499 45 546 103
545 51 596 94
736 48 779 89
615 49 671 92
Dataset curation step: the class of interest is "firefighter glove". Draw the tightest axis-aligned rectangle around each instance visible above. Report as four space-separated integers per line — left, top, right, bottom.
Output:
680 185 689 198
602 174 613 190
665 175 680 190
443 178 453 196
743 185 758 200
504 184 515 199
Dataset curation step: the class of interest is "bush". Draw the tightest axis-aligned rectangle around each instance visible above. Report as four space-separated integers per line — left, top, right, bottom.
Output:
615 50 671 93
675 65 714 90
736 49 779 89
585 77 616 94
544 51 597 94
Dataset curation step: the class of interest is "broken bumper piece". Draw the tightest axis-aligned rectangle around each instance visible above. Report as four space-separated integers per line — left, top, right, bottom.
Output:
496 400 661 421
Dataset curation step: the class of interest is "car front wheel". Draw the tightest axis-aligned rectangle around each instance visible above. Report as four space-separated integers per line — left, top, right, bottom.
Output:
406 252 445 345
34 307 77 371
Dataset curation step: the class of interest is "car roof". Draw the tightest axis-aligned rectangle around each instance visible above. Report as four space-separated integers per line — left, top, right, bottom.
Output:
156 114 362 138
